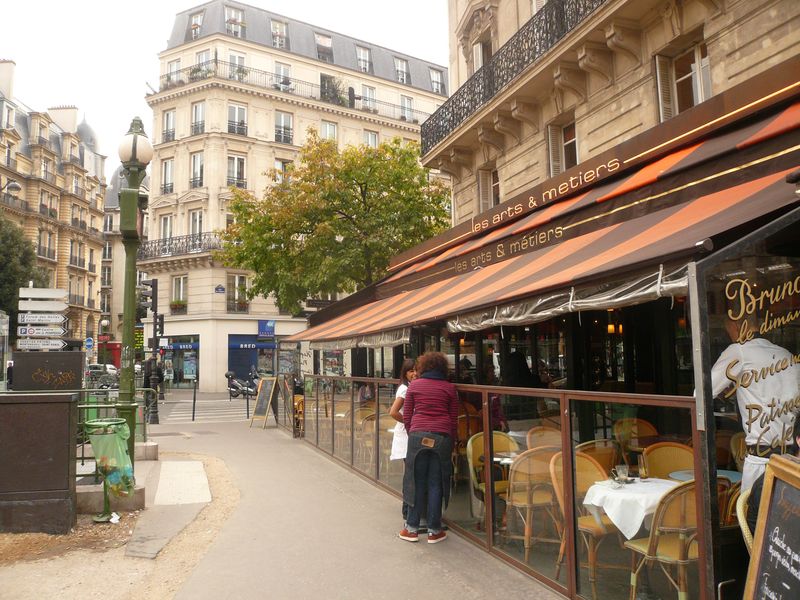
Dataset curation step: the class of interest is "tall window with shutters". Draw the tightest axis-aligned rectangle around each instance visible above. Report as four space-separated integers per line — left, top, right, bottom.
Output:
477 170 500 213
547 121 578 177
655 43 711 122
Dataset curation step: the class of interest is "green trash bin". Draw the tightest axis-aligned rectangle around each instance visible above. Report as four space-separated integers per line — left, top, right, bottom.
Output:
85 418 136 522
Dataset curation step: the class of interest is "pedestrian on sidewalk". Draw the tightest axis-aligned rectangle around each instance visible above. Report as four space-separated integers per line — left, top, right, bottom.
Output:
399 351 458 544
389 358 417 522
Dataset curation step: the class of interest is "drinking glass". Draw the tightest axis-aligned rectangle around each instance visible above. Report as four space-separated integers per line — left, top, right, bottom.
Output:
612 464 628 482
637 455 648 479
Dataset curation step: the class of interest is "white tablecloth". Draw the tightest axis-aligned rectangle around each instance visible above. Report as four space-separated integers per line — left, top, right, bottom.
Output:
583 478 679 539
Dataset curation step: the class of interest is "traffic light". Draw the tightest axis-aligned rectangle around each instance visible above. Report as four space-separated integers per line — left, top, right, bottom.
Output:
140 279 158 315
156 314 165 336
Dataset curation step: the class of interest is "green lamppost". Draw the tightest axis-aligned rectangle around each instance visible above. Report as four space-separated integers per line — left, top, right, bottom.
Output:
117 117 153 471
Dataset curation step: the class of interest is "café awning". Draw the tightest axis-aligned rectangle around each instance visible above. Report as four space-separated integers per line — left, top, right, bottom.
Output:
288 166 799 347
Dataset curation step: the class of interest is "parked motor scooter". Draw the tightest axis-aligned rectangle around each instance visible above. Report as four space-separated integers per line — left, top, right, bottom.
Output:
225 370 258 398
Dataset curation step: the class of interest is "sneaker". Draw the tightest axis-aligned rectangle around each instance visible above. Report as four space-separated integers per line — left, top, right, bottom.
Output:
428 531 447 544
398 528 418 542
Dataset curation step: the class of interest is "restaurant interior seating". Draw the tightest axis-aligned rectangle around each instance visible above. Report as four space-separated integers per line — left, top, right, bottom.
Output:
504 446 562 562
377 412 399 477
642 442 694 479
454 414 483 489
723 482 741 526
574 439 620 476
624 480 699 600
527 425 561 450
550 451 620 599
612 418 658 464
730 432 747 472
466 431 519 522
735 488 753 554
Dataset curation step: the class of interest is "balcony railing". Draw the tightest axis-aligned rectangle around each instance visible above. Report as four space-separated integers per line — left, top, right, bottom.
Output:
34 136 50 148
138 232 222 260
2 192 30 212
162 129 175 142
227 176 247 189
191 121 205 135
69 255 86 269
226 23 246 38
37 245 56 260
275 126 293 144
101 278 112 287
227 299 249 313
68 293 85 305
161 183 174 194
88 262 96 273
190 176 203 188
87 299 96 309
67 154 83 167
89 199 98 211
4 157 17 170
71 217 80 227
421 0 607 155
156 59 431 125
227 120 247 136
41 171 56 184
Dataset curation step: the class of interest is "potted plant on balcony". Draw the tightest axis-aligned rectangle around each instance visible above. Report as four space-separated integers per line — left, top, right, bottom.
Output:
235 65 249 82
170 299 187 313
236 299 249 311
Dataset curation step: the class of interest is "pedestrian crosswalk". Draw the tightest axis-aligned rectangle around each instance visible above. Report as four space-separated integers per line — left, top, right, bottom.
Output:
158 397 253 424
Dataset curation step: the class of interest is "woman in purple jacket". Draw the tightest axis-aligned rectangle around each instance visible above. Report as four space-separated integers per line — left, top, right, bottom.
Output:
398 352 459 544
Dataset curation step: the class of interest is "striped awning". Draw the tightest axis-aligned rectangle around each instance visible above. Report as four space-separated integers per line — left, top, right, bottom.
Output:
288 166 799 345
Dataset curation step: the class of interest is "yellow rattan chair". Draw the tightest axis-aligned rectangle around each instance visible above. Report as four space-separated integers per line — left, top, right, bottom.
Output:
527 425 561 449
575 439 620 476
504 446 562 562
624 480 699 600
643 442 693 479
466 431 519 522
736 488 753 554
550 451 620 599
730 432 747 472
612 418 658 464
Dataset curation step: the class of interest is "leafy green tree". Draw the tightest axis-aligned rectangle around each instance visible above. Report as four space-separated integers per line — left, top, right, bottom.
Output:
220 131 451 314
0 214 49 342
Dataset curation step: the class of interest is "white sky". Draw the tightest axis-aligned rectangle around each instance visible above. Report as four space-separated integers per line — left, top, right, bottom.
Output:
0 0 449 181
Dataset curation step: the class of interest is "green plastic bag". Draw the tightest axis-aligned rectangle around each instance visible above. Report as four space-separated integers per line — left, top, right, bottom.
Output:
86 419 135 497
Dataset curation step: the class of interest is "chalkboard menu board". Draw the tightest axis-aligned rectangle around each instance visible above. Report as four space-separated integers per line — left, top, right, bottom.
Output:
250 377 278 429
744 454 800 599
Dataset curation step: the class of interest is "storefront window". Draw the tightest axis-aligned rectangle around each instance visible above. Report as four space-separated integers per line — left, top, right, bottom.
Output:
536 319 567 388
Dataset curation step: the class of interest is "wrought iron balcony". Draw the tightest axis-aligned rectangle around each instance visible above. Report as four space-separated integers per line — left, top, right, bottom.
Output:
37 245 56 260
227 176 247 189
228 120 247 135
89 199 98 211
191 121 205 135
4 157 17 170
34 136 50 148
161 183 174 194
71 217 80 227
420 0 607 155
227 299 249 313
138 232 222 260
68 293 85 305
162 129 175 143
190 176 203 188
275 126 293 144
2 192 30 212
42 171 56 184
69 255 86 269
88 262 96 273
87 299 96 309
67 154 83 167
101 277 112 287
155 59 431 126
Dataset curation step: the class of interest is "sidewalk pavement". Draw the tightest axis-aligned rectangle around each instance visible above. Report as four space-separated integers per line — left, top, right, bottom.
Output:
133 418 564 600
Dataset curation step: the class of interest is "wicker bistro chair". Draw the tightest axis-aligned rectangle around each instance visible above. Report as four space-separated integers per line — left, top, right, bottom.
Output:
454 414 483 490
724 481 741 527
613 418 658 465
730 432 747 472
642 442 694 479
527 425 562 450
736 488 753 554
503 446 562 562
575 439 621 476
550 451 621 599
624 480 699 600
466 432 519 523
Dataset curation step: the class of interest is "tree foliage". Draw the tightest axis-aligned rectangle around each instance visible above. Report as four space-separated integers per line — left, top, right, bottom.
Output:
0 214 48 341
220 131 451 313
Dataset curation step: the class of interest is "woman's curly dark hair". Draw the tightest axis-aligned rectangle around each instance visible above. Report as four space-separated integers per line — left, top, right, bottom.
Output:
415 351 449 377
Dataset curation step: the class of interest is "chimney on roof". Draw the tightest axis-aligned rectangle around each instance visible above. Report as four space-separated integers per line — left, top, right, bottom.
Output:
0 60 15 99
48 105 79 133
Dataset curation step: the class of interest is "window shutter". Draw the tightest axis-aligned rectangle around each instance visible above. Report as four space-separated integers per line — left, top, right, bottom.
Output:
547 124 564 177
655 55 675 122
473 42 483 71
477 170 492 214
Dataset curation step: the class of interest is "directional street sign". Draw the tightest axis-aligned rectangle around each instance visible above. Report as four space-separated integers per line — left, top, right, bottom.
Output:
17 288 67 300
17 338 67 350
18 313 68 324
18 300 68 312
17 326 67 337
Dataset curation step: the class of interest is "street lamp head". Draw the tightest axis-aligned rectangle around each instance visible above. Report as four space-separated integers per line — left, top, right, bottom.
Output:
100 319 110 328
118 117 153 169
1 178 21 194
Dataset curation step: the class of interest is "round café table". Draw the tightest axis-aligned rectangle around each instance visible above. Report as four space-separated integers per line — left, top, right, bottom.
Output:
668 468 742 483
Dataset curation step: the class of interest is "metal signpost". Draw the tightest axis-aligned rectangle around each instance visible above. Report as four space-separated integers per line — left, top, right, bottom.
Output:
16 289 68 352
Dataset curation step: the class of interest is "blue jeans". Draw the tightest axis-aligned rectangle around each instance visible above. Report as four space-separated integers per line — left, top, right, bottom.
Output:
406 450 443 534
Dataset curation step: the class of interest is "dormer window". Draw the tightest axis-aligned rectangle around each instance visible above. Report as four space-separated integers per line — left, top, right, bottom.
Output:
430 69 445 94
315 33 333 63
190 12 203 39
356 46 372 73
271 20 288 49
225 7 244 38
394 58 410 84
